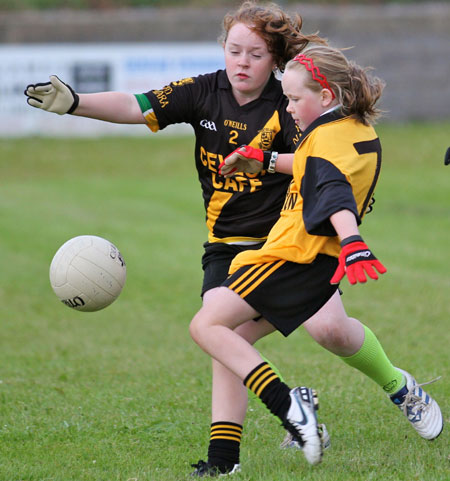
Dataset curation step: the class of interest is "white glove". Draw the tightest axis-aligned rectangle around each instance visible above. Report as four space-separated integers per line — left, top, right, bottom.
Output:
24 75 79 115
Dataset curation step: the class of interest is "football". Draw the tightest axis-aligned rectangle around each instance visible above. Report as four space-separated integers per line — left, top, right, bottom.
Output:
49 235 127 312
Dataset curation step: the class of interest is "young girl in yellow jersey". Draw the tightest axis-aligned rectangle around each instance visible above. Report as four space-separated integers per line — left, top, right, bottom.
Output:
190 45 443 474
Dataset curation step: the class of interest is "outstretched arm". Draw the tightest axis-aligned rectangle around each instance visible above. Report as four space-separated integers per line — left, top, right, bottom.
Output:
25 75 145 124
218 145 294 177
75 91 145 124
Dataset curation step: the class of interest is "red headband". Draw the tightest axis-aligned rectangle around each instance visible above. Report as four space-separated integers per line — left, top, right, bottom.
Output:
292 54 336 99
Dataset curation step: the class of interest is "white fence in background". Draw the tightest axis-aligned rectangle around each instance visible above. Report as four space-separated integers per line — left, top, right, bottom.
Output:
0 43 224 137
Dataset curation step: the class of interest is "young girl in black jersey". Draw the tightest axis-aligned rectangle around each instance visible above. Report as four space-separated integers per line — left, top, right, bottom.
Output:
190 44 443 473
24 1 326 474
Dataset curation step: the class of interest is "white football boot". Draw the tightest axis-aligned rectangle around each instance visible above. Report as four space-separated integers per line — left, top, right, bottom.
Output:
282 387 323 465
390 368 443 440
280 423 331 451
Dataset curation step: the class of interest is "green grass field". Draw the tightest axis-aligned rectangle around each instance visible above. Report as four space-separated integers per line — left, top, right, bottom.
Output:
0 123 449 481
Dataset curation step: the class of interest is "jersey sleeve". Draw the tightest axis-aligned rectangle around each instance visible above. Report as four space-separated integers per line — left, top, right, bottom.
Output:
301 156 360 237
137 74 212 132
134 93 160 132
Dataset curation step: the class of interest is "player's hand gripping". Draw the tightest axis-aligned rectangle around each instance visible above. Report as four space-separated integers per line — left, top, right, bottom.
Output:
24 75 79 115
219 145 268 177
330 235 387 285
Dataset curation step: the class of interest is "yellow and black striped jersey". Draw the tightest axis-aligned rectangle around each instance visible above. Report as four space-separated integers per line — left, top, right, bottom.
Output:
135 70 301 244
230 110 382 271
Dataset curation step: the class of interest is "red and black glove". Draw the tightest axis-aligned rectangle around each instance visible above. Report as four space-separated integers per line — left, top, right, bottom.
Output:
218 145 274 177
330 235 387 285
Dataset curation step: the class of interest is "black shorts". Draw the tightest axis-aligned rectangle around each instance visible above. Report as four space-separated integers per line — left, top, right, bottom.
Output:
223 254 339 337
201 241 265 296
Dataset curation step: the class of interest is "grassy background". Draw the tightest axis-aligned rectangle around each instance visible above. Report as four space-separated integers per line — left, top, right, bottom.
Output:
0 123 449 480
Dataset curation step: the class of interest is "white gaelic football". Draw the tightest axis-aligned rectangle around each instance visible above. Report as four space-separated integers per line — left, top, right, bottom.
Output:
49 235 126 312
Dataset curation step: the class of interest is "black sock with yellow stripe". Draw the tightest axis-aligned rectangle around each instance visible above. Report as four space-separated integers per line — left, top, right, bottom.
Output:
244 361 291 420
207 422 242 471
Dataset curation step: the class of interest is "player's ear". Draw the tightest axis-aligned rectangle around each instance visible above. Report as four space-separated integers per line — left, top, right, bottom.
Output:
321 88 335 107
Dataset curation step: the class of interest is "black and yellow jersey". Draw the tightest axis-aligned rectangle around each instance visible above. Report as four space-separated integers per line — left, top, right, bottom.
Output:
135 70 300 244
230 109 382 271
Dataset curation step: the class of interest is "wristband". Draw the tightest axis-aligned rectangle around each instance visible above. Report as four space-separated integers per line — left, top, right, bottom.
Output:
261 150 279 173
268 151 278 173
262 151 278 173
340 235 363 247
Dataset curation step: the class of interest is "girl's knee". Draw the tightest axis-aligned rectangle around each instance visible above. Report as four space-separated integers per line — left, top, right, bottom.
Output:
305 314 349 346
189 311 205 344
305 314 364 355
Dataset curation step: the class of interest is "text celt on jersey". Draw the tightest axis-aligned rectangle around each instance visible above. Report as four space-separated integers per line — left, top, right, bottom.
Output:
200 146 264 193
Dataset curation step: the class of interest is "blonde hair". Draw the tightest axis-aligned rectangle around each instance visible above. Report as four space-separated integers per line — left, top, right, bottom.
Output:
286 45 385 125
219 1 327 72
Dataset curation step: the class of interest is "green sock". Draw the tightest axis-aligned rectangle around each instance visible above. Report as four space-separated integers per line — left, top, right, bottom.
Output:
340 325 405 395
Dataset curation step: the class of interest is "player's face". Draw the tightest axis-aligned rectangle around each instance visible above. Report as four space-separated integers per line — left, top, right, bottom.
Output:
282 67 328 131
224 22 275 105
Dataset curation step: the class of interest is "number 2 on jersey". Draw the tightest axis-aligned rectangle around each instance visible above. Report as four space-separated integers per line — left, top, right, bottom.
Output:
229 130 239 145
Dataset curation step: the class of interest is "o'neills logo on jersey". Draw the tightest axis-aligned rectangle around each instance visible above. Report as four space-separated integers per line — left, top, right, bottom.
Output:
258 128 274 150
200 119 217 131
224 119 247 131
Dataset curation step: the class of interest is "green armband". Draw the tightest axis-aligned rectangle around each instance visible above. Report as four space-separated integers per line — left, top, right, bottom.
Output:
134 93 152 114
